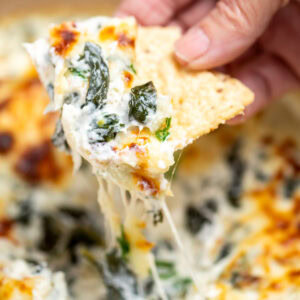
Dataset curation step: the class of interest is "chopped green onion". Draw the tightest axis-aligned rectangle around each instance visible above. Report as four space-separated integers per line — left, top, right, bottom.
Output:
129 63 137 74
155 117 171 142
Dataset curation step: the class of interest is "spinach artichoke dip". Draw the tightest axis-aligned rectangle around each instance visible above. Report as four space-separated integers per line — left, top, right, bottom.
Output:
26 15 253 289
0 14 299 300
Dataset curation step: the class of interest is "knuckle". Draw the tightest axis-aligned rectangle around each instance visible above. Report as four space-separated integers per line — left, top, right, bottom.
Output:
215 0 259 38
280 0 290 7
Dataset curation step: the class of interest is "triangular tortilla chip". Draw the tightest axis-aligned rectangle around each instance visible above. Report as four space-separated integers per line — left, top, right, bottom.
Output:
136 26 253 148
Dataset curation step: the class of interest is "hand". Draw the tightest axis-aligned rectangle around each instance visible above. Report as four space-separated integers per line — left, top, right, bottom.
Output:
116 0 300 123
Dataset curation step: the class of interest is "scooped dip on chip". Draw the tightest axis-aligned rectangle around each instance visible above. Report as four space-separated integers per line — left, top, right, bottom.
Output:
26 16 253 200
26 16 253 283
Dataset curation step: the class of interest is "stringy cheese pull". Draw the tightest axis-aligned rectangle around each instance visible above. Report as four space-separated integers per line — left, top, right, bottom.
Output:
98 176 154 277
124 214 154 277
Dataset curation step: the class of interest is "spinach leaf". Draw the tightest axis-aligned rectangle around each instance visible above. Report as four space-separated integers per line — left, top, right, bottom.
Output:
173 277 192 296
64 91 80 105
283 177 299 198
155 117 171 142
204 199 218 213
82 249 139 300
129 81 157 124
226 140 245 208
38 214 62 253
185 205 211 235
97 114 120 128
152 209 164 226
154 259 193 296
59 206 88 220
67 226 104 263
14 200 32 226
215 242 232 263
117 225 130 260
90 114 124 143
84 42 109 107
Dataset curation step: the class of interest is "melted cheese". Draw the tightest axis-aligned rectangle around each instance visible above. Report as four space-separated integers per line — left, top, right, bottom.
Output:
1 13 300 300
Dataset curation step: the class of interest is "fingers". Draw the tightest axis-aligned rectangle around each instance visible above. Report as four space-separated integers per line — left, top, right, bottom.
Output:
174 0 284 69
115 0 194 26
228 54 300 124
260 1 300 77
169 0 215 31
228 2 300 124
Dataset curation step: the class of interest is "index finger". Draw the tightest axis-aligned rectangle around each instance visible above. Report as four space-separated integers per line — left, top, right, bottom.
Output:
115 0 194 26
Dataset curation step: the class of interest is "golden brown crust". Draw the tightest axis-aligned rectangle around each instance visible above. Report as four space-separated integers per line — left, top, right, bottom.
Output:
50 22 79 57
0 70 72 186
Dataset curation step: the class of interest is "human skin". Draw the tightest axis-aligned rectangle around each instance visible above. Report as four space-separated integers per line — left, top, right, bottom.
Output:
116 0 300 123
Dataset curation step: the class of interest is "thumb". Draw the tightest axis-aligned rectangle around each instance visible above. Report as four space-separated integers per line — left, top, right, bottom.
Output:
174 0 288 69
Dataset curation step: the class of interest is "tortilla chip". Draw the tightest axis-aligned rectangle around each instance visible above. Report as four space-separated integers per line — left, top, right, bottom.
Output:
136 27 254 148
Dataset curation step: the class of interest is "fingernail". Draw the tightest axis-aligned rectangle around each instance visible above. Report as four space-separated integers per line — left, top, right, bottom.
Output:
175 28 210 63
